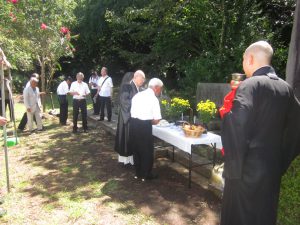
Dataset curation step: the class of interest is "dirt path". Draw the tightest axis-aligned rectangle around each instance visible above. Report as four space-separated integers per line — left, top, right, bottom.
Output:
0 115 220 225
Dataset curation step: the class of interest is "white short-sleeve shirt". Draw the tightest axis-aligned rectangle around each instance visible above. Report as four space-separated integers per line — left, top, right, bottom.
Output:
97 75 113 97
70 81 90 99
130 88 162 120
57 81 69 95
89 75 100 90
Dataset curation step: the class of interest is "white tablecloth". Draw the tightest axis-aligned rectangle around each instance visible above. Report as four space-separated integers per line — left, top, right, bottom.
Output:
152 125 223 154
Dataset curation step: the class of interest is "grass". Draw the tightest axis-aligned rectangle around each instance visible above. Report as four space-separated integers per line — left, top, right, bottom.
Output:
278 156 300 225
0 99 158 225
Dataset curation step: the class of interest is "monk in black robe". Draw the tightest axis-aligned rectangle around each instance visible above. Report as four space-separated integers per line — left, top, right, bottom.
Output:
114 70 146 165
221 41 300 225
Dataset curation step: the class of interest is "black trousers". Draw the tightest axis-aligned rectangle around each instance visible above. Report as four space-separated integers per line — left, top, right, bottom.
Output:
0 99 12 120
90 89 100 114
99 96 112 121
58 95 68 125
73 99 87 131
129 118 153 178
18 112 37 130
18 112 27 130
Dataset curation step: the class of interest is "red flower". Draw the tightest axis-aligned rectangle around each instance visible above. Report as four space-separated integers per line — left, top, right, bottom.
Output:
7 0 18 4
60 26 70 34
40 23 47 30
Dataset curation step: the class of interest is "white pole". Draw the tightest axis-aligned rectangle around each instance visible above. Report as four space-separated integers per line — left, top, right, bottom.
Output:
1 63 10 193
8 68 18 143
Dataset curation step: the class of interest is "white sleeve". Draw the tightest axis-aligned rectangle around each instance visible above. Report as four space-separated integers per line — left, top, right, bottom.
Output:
69 82 75 92
23 88 30 109
108 77 113 87
64 82 70 93
25 81 30 89
56 83 60 94
85 83 91 95
153 98 162 120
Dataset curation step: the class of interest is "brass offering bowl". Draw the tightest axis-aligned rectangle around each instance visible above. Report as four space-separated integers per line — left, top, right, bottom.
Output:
231 73 246 81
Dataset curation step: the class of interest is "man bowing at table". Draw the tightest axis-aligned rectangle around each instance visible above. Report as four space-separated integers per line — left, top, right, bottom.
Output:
129 78 163 181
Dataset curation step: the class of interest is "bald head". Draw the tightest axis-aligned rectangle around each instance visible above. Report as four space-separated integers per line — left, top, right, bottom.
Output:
243 41 274 77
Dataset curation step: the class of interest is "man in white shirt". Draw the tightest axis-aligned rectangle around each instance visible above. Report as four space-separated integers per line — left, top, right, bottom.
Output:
57 76 72 125
88 70 100 115
69 72 90 133
18 73 39 131
96 67 113 121
23 77 43 132
129 78 163 181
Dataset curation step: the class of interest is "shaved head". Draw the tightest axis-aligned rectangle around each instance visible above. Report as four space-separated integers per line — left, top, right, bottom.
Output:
243 41 274 77
244 41 273 64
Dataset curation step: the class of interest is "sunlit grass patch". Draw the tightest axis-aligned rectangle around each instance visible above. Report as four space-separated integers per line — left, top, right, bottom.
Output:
101 179 119 195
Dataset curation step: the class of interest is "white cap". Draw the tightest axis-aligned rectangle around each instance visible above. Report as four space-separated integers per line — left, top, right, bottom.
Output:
31 77 39 83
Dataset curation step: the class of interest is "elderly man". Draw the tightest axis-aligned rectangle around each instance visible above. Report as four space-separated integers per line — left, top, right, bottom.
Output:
23 77 43 132
57 76 72 125
96 67 113 122
69 72 90 133
115 70 146 166
129 78 163 181
220 41 300 225
18 73 40 131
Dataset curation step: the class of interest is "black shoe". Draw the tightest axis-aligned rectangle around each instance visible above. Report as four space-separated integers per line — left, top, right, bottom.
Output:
83 129 88 133
72 129 77 134
107 119 111 122
98 118 104 121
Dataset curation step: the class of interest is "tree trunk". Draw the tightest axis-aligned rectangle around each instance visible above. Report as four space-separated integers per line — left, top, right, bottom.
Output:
38 55 46 112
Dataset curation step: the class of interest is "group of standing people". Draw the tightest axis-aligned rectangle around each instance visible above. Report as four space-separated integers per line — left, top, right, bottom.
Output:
56 66 113 133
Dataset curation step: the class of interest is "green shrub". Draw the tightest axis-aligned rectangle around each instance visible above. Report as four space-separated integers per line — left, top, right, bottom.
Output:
11 72 27 93
277 156 300 225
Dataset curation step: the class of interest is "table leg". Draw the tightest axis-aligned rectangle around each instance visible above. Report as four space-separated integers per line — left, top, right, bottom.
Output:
189 146 193 188
172 146 175 162
213 143 216 167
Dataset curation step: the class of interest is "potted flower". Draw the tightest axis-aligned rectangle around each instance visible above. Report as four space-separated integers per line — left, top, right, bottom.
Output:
161 97 190 122
196 99 217 129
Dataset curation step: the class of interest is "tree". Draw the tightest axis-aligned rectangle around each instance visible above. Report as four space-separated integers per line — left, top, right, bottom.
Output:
0 0 77 108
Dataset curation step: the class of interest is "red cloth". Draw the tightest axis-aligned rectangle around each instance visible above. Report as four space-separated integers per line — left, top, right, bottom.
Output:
219 84 239 156
219 88 237 119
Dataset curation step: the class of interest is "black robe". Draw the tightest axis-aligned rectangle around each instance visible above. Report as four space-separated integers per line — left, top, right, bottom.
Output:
220 66 300 225
114 81 138 156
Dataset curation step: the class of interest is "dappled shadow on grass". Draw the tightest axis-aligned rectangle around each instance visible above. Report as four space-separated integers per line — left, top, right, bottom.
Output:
18 117 220 225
